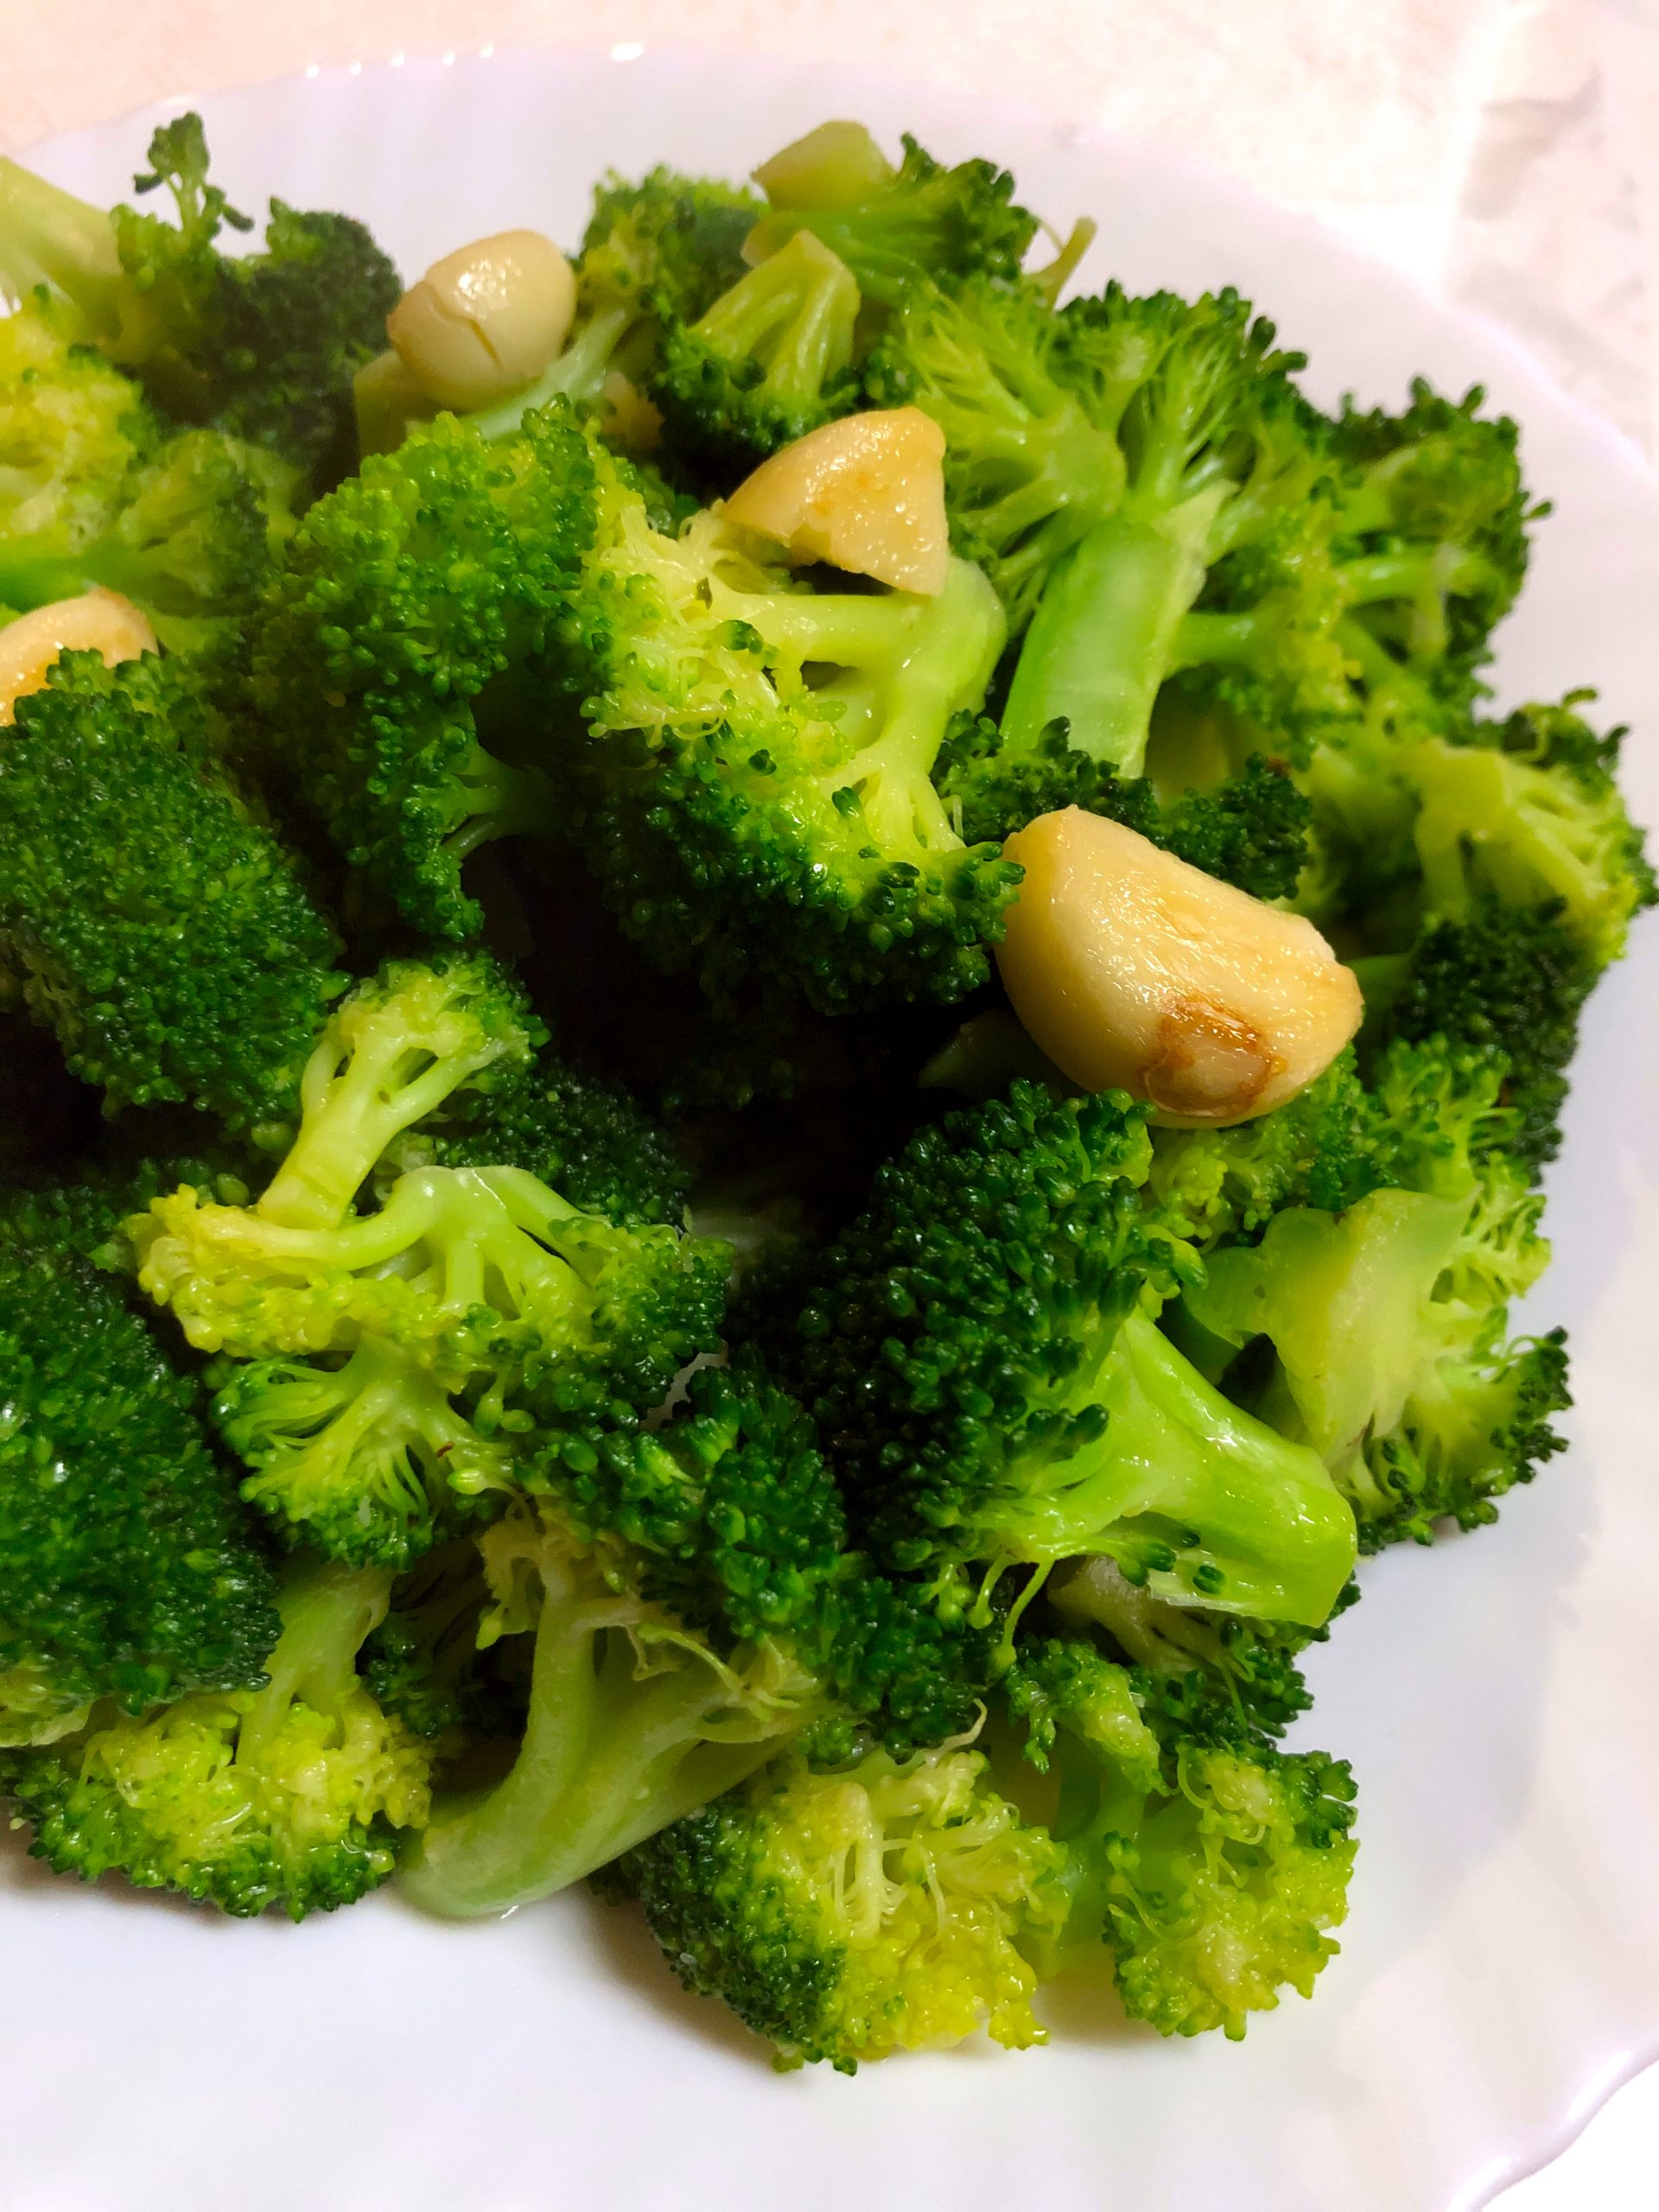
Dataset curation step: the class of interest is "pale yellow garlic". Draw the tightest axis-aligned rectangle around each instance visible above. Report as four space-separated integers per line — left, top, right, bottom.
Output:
387 230 576 410
997 807 1362 1126
723 407 950 594
0 589 157 724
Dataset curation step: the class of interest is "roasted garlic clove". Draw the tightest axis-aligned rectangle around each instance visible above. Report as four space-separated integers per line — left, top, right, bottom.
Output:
997 807 1362 1126
388 230 577 410
723 406 950 594
0 589 157 723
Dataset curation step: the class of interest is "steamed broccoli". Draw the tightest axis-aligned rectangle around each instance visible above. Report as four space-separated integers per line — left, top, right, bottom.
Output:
0 652 346 1128
1007 1637 1356 2039
561 432 1017 1014
607 1738 1068 2070
0 113 399 487
1177 1040 1569 1547
767 1082 1357 1633
400 1361 988 1918
0 1559 432 1916
249 405 594 939
0 1191 278 1746
130 957 728 1564
0 294 296 660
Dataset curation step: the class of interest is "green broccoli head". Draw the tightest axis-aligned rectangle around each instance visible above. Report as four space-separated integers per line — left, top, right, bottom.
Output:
0 1203 278 1746
360 1537 531 1745
1007 1637 1357 2039
0 292 153 544
562 438 1018 1014
772 1082 1357 1631
250 404 597 939
0 652 346 1128
607 1737 1069 2070
0 1560 432 1917
938 714 1313 902
1179 1039 1567 1548
0 114 399 487
651 229 862 482
746 130 1048 304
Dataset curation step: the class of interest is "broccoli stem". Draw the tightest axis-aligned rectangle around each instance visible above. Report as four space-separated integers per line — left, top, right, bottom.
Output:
467 305 631 441
0 158 123 335
399 1567 788 1918
236 1560 391 1768
1000 513 1213 773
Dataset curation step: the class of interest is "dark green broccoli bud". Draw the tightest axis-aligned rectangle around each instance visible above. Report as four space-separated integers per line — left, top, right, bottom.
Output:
1006 1637 1357 2038
1374 902 1595 1172
250 404 597 940
400 1362 990 1919
651 230 861 480
0 115 399 489
0 652 346 1128
607 1737 1069 2070
0 1560 433 1917
771 1082 1357 1630
562 436 1019 1015
1180 1039 1567 1548
746 130 1049 303
938 714 1312 901
407 1055 691 1227
0 1209 278 1746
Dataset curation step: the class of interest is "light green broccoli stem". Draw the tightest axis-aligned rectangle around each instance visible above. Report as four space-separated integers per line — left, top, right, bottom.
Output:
439 741 563 862
399 1558 797 1918
467 303 632 440
1001 505 1219 773
691 229 859 404
257 971 525 1232
0 157 124 335
985 1308 1357 1629
238 1560 393 1767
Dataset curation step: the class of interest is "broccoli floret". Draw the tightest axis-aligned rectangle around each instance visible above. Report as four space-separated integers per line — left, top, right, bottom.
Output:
1007 1637 1356 2039
250 405 596 939
0 1203 278 1746
651 230 861 480
399 1361 990 1918
1325 380 1532 715
607 1738 1068 2070
1179 1039 1568 1548
0 1559 432 1916
938 715 1312 901
1375 903 1595 1171
0 115 399 488
0 652 346 1128
746 130 1049 304
562 436 1017 1014
771 1082 1357 1632
0 294 296 660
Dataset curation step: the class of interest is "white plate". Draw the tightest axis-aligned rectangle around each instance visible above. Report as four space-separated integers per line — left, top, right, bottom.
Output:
3 46 1656 2212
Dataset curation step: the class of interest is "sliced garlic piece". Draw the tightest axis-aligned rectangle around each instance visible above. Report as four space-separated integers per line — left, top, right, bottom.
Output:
997 807 1362 1126
722 407 950 594
388 230 577 410
0 589 157 724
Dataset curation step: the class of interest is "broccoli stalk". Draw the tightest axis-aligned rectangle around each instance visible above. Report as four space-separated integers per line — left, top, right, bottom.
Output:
0 1560 434 1918
606 1738 1069 2070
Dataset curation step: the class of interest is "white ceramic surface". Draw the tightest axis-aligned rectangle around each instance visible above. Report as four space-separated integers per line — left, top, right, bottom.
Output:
3 48 1656 2212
